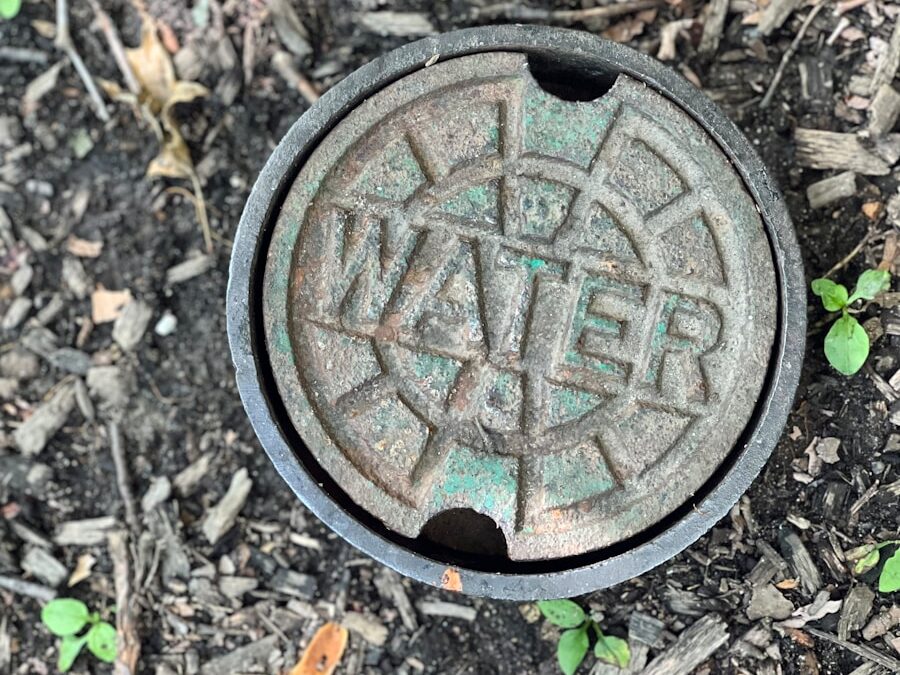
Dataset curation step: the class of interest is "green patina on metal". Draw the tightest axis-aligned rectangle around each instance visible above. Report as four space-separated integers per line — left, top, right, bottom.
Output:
432 445 517 521
523 83 618 167
542 445 616 509
440 182 500 222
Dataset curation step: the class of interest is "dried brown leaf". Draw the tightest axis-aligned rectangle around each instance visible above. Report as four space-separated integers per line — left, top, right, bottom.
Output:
22 61 66 116
126 15 176 113
290 622 348 675
66 236 103 258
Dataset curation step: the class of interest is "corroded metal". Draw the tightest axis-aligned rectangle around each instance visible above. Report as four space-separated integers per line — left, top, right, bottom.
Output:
262 52 777 561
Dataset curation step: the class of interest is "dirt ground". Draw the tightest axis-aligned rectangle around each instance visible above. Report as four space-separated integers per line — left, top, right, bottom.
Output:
2 0 900 673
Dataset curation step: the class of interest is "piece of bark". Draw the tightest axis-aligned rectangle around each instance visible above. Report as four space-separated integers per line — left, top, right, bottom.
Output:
112 300 152 352
174 452 214 496
21 547 67 587
165 255 213 286
200 635 278 675
868 85 900 137
780 530 822 596
870 19 900 96
417 600 477 622
269 0 311 59
838 585 875 640
806 171 857 208
14 382 76 455
202 467 252 544
806 627 900 672
862 605 900 641
108 531 139 675
757 0 804 36
342 611 388 646
0 574 56 602
747 584 794 620
374 567 418 632
643 614 729 675
356 11 435 37
54 516 117 546
794 129 891 175
699 0 729 53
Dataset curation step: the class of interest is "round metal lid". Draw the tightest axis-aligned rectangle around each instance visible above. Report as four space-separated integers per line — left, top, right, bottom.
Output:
262 51 777 562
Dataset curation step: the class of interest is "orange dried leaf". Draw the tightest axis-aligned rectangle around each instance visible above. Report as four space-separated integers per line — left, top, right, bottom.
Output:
775 577 799 590
290 622 348 675
441 567 462 592
68 553 96 587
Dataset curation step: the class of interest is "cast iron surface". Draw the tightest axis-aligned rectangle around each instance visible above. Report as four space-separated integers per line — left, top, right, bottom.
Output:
262 52 777 561
227 25 805 599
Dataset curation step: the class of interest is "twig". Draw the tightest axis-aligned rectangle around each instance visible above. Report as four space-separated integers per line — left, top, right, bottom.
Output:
550 0 662 21
760 2 827 109
272 51 319 105
823 229 877 278
805 627 900 671
86 0 141 95
108 421 138 530
108 531 140 675
0 575 57 602
55 0 110 122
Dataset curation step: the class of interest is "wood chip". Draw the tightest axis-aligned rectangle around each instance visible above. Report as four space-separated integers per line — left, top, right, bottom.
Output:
780 529 823 596
54 516 117 546
747 584 794 620
202 467 252 544
374 567 418 632
417 600 478 622
342 611 388 646
757 0 804 36
21 547 67 587
0 574 56 602
165 254 213 285
871 19 900 96
201 635 278 675
699 0 729 53
838 585 875 640
91 286 132 324
65 235 103 258
112 299 153 352
21 61 66 116
174 451 214 496
868 85 900 137
356 11 435 37
68 553 96 587
806 171 857 208
862 605 900 641
643 614 729 675
794 129 891 175
14 382 76 456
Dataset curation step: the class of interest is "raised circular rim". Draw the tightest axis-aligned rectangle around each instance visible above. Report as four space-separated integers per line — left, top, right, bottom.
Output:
227 25 805 600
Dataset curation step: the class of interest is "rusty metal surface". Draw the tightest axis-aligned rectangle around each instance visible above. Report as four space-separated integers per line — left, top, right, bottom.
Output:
262 52 777 561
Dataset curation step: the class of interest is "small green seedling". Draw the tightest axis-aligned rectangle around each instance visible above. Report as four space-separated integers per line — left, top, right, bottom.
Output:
41 598 117 671
846 540 900 593
538 599 630 674
811 269 892 376
0 0 21 20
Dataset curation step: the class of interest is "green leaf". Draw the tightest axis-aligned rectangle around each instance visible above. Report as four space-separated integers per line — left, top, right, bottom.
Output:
0 0 21 20
811 278 849 312
558 626 589 675
595 634 631 669
87 621 117 662
57 635 86 672
41 599 90 637
849 269 891 304
538 600 586 628
854 548 880 575
879 548 900 593
824 314 869 376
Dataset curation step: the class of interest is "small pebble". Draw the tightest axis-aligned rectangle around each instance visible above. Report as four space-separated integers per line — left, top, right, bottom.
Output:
154 310 178 336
